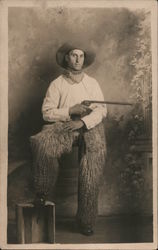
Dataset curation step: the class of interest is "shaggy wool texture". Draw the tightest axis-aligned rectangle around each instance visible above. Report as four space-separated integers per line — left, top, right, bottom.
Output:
77 123 107 228
30 121 106 228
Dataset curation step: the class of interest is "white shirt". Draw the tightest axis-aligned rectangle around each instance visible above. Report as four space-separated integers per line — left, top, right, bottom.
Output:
42 73 107 130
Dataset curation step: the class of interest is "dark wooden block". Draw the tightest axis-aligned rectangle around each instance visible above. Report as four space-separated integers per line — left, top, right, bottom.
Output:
16 201 55 243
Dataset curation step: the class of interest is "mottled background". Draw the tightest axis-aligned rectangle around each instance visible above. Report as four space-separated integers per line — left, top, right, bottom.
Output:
8 7 152 223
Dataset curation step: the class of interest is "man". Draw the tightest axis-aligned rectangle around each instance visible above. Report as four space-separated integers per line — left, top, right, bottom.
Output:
30 43 107 236
42 43 107 131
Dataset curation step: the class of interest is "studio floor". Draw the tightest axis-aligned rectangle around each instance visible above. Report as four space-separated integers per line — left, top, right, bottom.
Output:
8 215 153 244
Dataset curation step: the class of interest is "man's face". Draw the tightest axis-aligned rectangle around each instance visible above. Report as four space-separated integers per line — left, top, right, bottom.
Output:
65 49 84 71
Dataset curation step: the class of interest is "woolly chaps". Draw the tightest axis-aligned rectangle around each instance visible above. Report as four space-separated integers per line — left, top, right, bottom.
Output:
30 122 106 228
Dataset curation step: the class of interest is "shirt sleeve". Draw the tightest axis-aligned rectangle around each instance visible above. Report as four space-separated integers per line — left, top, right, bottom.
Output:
42 82 70 122
81 81 107 129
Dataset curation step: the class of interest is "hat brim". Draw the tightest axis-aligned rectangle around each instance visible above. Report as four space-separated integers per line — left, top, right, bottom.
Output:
56 43 96 69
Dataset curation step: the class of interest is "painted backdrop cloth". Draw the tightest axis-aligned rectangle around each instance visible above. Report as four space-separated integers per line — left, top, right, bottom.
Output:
30 121 106 228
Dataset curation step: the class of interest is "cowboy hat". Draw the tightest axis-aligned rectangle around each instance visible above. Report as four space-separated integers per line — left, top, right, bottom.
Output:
56 43 96 69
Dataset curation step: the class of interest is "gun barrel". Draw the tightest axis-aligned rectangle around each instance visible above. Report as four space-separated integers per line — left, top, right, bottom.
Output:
83 100 133 106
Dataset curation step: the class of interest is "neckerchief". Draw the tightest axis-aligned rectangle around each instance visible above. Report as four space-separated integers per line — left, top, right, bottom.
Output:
63 69 84 84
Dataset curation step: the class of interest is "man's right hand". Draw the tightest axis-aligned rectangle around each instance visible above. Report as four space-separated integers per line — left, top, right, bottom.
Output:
69 104 92 116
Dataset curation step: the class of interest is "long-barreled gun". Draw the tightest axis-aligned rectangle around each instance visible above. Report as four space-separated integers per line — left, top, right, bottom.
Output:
71 100 133 120
81 100 133 106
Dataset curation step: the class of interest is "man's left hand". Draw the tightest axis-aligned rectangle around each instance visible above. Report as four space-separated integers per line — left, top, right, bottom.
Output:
63 120 84 131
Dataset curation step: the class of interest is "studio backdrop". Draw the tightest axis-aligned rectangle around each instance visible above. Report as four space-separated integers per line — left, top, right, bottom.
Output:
8 5 153 229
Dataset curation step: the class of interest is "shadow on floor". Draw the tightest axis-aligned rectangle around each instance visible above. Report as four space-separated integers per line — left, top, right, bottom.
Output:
8 215 153 244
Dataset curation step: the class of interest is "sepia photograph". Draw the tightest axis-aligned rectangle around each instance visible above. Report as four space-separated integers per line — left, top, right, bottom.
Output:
0 0 157 249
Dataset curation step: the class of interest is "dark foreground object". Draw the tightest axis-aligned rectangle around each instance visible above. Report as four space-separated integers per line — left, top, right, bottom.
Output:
8 215 153 244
